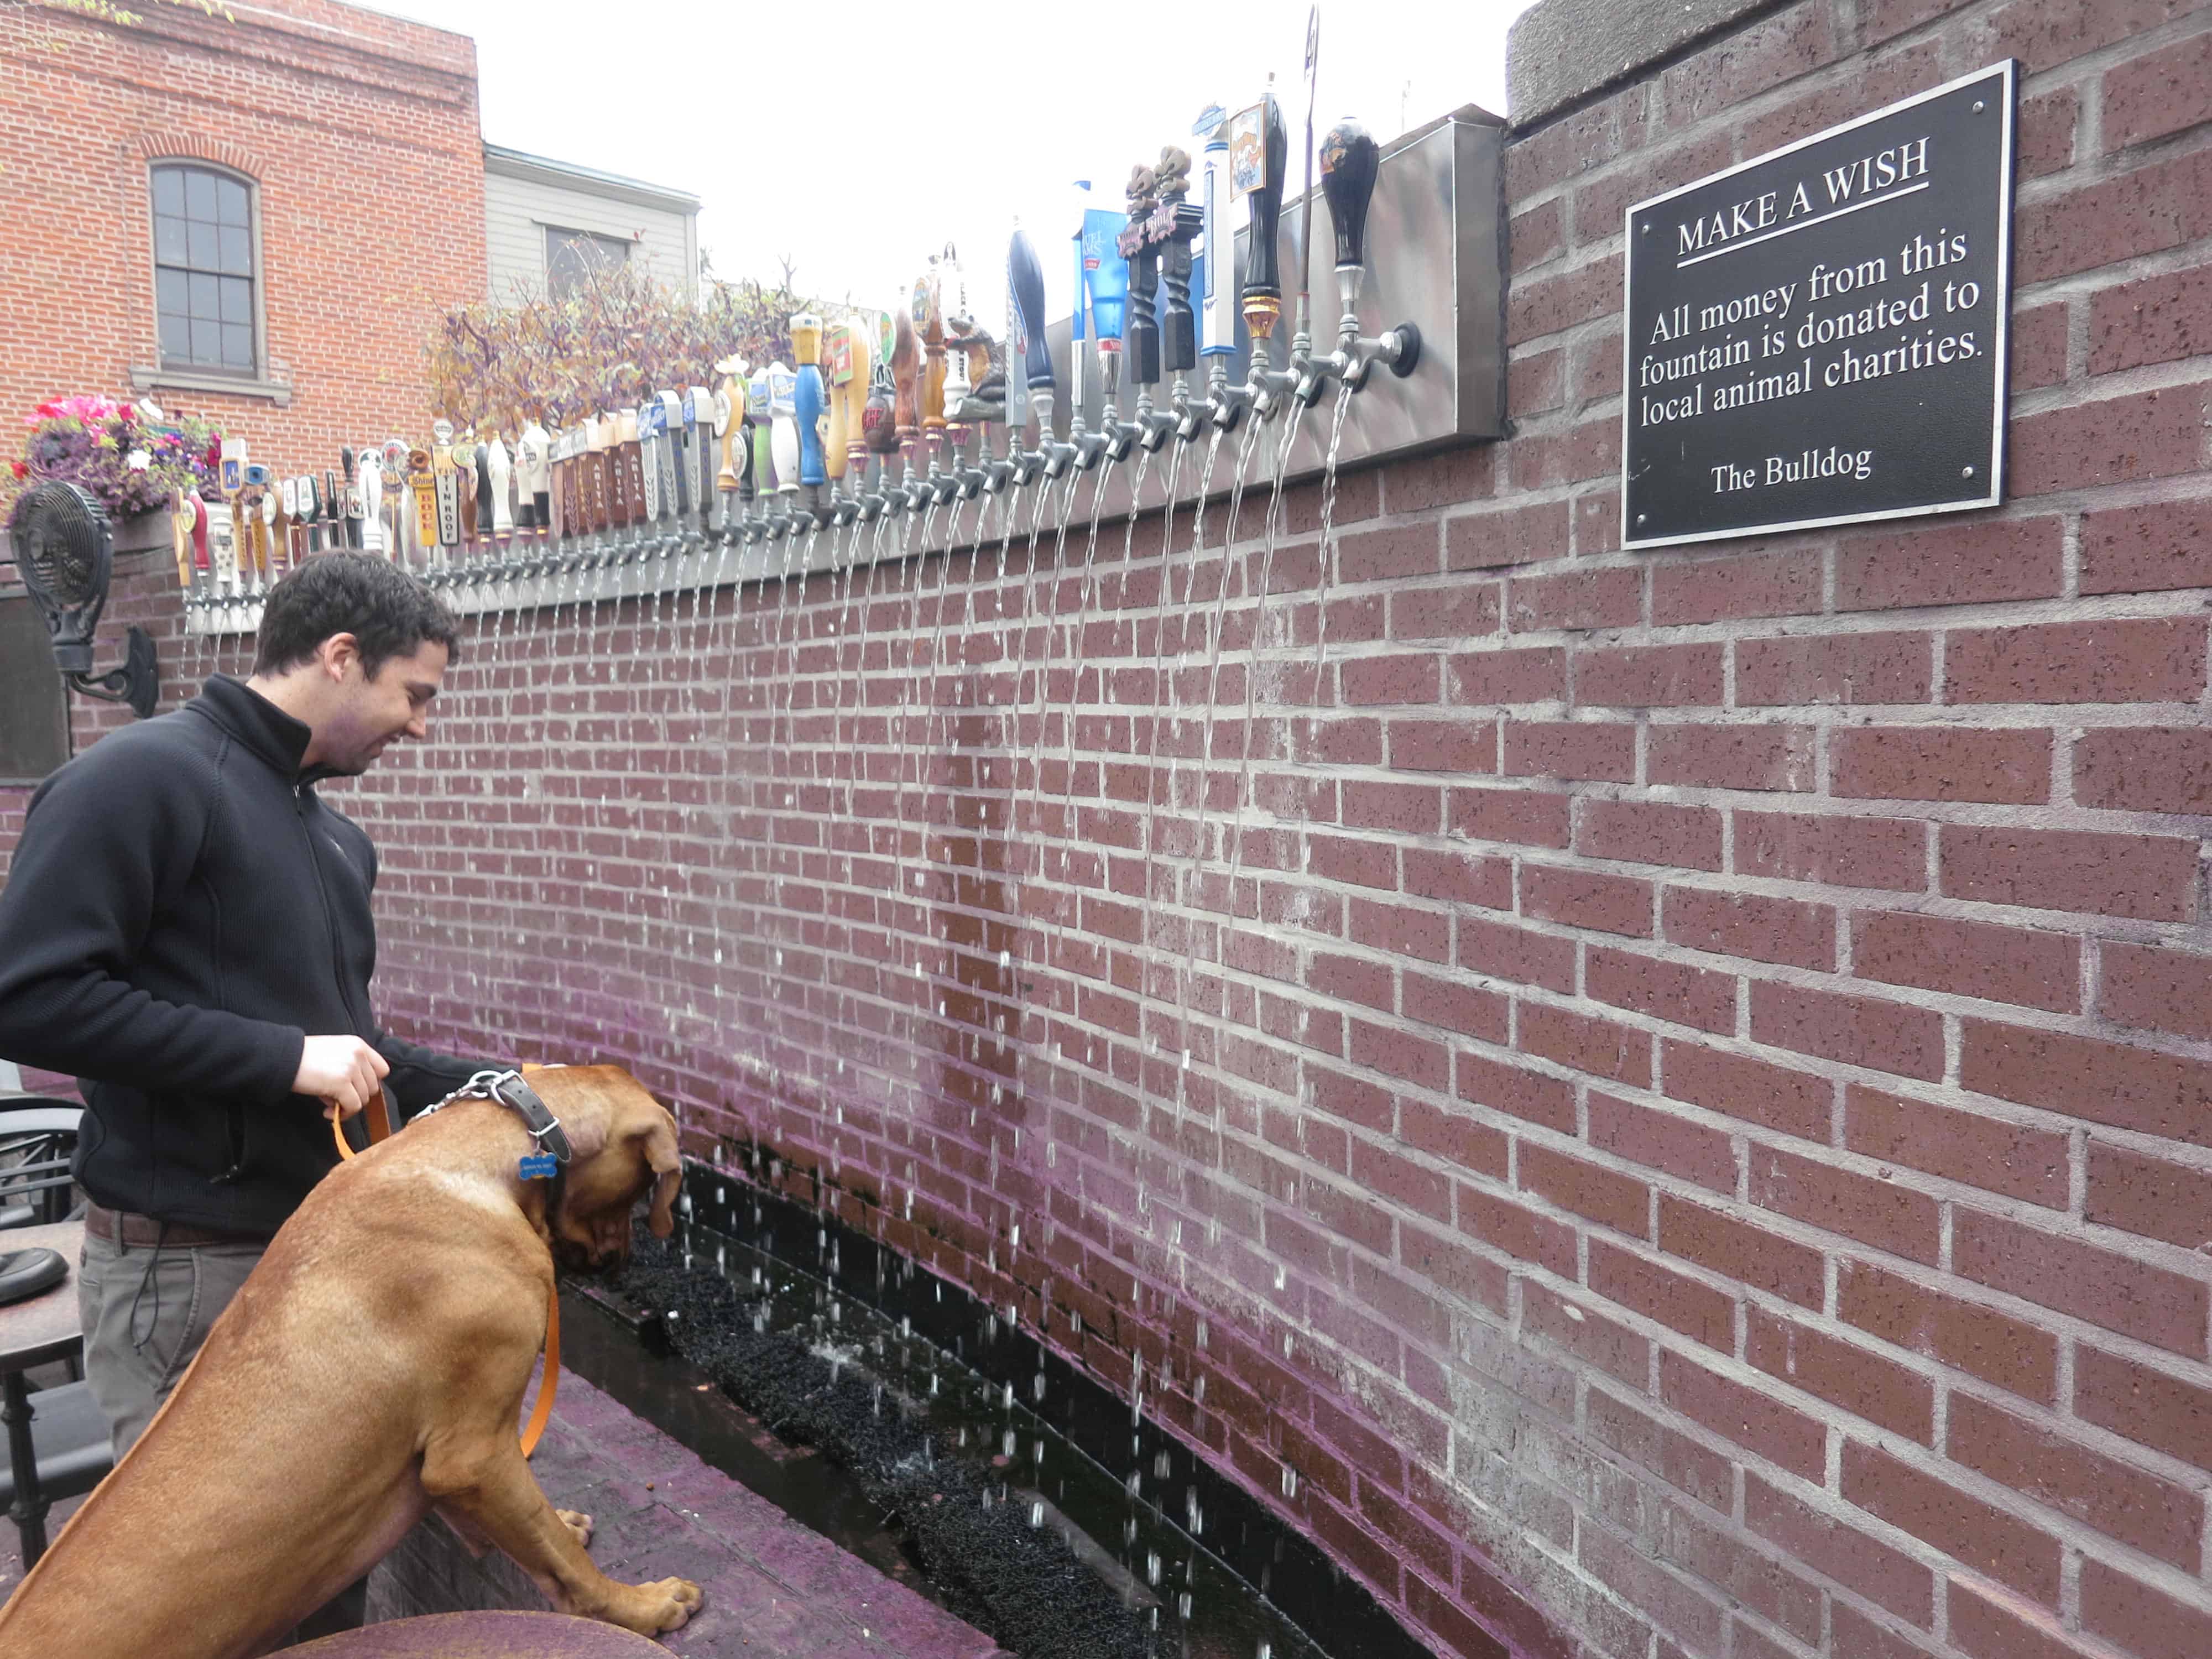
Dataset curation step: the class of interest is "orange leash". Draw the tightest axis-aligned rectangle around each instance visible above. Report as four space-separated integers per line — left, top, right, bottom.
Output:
332 1087 559 1458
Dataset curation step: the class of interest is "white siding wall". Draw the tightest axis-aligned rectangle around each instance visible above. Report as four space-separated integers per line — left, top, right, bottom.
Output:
484 166 696 303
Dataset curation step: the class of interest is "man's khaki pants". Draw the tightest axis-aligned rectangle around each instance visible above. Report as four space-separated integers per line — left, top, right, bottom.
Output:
77 1228 369 1640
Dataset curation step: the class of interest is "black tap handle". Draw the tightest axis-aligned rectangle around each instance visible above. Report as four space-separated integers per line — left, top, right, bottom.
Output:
1321 118 1380 272
1127 244 1162 388
1008 228 1053 394
1163 201 1203 374
1244 90 1289 326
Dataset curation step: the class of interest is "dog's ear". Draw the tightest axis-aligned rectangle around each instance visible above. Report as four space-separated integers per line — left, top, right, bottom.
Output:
634 1109 683 1238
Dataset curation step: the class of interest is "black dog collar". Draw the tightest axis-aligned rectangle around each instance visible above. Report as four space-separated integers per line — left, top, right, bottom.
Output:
489 1071 572 1166
419 1067 572 1177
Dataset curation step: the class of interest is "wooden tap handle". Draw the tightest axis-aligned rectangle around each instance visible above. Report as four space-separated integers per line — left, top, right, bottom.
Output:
891 305 919 442
914 269 947 435
716 363 747 492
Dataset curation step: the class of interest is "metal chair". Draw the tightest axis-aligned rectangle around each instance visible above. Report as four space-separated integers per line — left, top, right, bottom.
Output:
0 1104 82 1230
0 1378 110 1516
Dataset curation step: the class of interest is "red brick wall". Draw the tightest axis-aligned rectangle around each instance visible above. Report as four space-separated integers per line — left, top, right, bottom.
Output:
10 3 2212 1658
0 0 484 486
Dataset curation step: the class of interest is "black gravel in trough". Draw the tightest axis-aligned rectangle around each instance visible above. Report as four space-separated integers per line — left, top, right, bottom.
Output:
615 1227 1156 1659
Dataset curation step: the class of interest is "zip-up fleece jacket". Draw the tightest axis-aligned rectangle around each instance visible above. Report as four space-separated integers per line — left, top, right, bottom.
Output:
0 675 484 1234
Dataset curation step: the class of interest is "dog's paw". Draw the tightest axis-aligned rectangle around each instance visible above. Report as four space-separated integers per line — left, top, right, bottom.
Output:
556 1509 594 1549
617 1575 702 1635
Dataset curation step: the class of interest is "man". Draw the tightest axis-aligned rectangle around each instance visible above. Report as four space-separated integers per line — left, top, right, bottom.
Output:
0 552 487 1632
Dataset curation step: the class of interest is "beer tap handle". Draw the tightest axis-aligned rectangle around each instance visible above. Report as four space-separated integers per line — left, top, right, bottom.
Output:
1313 117 1421 392
685 387 717 530
339 449 362 549
716 358 748 498
1008 225 1063 481
745 370 774 532
485 437 513 537
452 439 478 545
766 363 799 525
915 263 947 447
517 420 550 534
1191 113 1247 435
1158 148 1201 380
638 398 666 530
792 313 827 498
828 322 873 510
620 409 649 532
407 447 439 554
1237 80 1289 343
1120 161 1163 393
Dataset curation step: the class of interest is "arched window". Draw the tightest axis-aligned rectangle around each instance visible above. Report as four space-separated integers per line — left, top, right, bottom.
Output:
151 162 260 375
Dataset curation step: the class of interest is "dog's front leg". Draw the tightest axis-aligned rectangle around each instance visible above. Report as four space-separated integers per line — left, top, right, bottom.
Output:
435 1498 593 1559
421 1440 702 1636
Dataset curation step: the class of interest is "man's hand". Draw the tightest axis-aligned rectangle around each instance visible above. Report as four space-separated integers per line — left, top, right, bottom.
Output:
295 1036 389 1121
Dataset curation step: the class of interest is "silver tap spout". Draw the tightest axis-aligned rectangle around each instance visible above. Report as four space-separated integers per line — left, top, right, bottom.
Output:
948 427 990 499
1246 335 1301 422
1017 390 1072 484
1135 387 1178 452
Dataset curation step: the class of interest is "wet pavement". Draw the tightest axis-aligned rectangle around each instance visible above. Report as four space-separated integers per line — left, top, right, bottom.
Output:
371 1358 1015 1659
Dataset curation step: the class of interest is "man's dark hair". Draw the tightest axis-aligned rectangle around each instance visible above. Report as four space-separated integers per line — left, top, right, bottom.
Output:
252 553 462 679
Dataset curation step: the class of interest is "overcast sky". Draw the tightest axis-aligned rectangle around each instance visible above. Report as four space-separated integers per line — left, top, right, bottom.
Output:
372 0 1534 325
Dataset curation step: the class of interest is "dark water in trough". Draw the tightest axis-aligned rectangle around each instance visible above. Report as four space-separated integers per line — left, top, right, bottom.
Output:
560 1170 1431 1659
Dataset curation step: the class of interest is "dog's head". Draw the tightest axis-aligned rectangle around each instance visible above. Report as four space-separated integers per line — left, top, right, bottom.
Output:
517 1064 682 1274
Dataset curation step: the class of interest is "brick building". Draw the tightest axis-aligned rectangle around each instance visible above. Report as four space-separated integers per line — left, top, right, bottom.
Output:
0 0 701 496
0 0 486 482
9 2 2212 1659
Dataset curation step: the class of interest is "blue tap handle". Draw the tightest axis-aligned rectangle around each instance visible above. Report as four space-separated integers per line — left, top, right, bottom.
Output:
1009 228 1052 394
1081 208 1128 346
792 313 826 489
794 369 825 487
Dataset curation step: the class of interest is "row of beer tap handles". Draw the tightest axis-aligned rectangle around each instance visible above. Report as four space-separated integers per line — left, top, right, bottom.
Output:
179 90 1418 618
492 90 1418 551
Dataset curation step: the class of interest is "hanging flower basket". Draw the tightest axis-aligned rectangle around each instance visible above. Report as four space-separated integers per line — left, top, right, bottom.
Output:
4 394 222 538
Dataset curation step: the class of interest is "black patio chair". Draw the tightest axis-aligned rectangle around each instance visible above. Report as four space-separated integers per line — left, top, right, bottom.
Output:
0 1102 82 1230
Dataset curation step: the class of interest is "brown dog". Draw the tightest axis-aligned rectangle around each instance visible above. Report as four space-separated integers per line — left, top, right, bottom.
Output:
0 1065 704 1658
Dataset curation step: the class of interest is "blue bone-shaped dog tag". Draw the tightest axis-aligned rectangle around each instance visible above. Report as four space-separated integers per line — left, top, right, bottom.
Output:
519 1153 559 1180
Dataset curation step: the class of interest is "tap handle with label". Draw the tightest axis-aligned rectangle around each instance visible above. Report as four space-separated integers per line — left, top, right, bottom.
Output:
1232 82 1289 339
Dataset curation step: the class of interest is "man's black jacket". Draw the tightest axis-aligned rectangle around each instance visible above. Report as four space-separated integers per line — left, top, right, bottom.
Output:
0 675 481 1234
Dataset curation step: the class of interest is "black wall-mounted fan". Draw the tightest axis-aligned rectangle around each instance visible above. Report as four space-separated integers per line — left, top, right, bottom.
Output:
10 481 159 720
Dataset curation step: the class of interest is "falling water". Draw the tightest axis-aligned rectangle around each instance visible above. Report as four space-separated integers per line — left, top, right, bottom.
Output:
1126 437 1191 1045
1163 418 1271 1118
1133 428 1224 1110
826 517 877 821
983 475 1062 1075
883 498 945 963
1190 415 1308 1118
1302 383 1359 770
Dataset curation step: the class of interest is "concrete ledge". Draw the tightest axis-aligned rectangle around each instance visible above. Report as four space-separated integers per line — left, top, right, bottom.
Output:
369 1366 1011 1659
1507 0 1782 126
